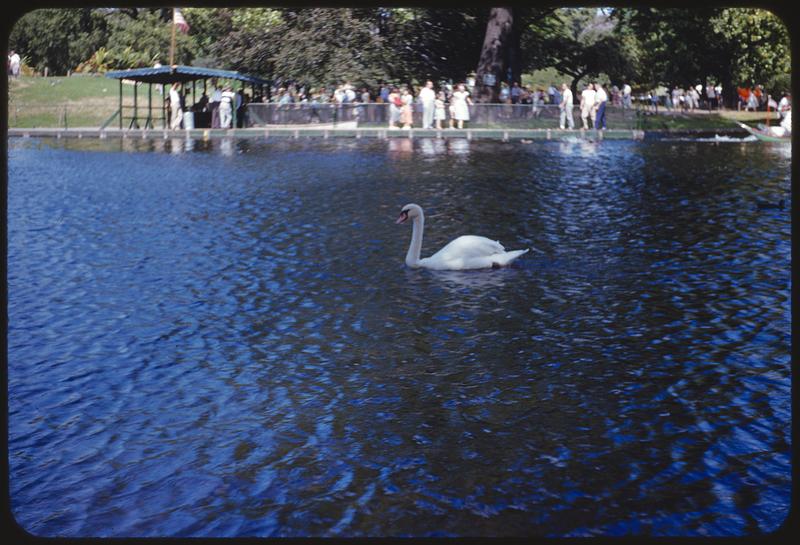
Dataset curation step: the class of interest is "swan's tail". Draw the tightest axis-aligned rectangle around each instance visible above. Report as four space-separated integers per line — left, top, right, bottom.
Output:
494 248 529 267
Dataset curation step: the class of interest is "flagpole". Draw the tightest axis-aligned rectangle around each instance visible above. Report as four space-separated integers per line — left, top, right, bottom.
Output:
169 8 177 66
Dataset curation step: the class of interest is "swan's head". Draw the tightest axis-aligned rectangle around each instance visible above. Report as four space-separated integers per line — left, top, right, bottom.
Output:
396 203 423 224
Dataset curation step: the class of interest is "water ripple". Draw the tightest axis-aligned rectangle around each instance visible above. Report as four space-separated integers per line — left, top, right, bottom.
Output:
8 137 790 537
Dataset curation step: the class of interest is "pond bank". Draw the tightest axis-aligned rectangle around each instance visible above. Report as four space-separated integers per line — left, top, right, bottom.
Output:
7 126 752 141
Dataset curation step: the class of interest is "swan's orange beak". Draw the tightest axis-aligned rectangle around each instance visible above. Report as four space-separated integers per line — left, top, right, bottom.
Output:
396 210 409 224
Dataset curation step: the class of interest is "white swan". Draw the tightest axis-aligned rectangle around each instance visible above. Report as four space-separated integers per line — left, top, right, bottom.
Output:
396 203 529 270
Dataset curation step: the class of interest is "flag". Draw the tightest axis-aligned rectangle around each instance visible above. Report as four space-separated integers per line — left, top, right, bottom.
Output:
174 8 190 33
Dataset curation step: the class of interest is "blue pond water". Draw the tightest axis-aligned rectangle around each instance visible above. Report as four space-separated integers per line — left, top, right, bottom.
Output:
7 136 791 537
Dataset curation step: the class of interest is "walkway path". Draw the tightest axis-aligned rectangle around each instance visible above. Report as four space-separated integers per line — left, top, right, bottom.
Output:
8 126 750 141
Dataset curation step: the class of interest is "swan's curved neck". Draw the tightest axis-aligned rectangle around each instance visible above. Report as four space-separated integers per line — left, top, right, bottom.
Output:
405 211 424 268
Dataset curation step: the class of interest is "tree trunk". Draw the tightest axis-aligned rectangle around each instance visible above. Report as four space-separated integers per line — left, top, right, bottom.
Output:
508 13 523 85
475 7 514 103
719 64 735 110
570 71 587 98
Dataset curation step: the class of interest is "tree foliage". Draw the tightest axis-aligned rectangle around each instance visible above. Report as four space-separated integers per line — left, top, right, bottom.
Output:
212 8 390 88
379 8 487 85
103 9 197 68
613 7 790 103
9 9 108 75
269 9 390 88
182 8 235 64
8 6 791 104
615 8 723 89
528 8 635 95
711 8 790 89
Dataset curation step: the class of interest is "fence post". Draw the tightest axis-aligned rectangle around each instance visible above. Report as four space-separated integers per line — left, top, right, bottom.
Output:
64 105 68 130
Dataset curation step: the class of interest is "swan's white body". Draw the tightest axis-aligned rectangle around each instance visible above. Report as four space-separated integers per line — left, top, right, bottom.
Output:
397 203 529 270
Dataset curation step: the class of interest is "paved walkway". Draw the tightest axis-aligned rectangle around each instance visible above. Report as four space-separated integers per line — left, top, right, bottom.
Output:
8 126 750 141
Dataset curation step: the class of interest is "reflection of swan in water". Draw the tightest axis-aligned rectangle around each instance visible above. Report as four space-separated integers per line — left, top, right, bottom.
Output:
396 203 528 270
772 142 792 160
431 268 515 290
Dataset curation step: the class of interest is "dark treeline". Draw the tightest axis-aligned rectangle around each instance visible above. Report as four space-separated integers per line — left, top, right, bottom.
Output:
9 7 791 105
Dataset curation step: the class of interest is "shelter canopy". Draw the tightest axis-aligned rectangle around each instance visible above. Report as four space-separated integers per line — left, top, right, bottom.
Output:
105 65 269 86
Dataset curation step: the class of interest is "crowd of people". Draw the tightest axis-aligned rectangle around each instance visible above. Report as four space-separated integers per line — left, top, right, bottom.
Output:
266 80 476 129
132 69 794 133
260 78 646 130
638 83 723 113
166 80 252 129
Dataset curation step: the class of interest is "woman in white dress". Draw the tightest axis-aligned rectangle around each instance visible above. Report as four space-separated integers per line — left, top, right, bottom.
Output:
451 84 472 129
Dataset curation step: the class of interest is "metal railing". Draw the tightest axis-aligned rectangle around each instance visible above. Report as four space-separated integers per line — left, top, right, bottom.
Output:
244 102 644 130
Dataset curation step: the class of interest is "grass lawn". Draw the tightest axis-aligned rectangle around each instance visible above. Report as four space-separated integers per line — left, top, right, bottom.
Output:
8 75 162 128
636 109 778 130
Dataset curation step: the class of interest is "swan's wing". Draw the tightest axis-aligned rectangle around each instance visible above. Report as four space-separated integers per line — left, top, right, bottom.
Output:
430 235 506 261
421 248 529 270
422 237 528 270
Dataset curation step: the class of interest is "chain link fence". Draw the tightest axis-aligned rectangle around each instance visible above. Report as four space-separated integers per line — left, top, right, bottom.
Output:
11 101 717 131
8 103 133 129
245 103 641 130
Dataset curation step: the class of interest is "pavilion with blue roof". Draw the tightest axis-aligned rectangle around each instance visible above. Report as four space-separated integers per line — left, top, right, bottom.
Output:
105 65 271 129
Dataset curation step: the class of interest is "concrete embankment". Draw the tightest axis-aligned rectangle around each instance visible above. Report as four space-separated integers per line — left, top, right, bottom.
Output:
8 127 751 141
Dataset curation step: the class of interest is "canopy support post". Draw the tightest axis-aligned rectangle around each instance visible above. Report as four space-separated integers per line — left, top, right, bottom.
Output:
119 79 123 130
130 82 139 129
146 82 153 129
162 84 167 129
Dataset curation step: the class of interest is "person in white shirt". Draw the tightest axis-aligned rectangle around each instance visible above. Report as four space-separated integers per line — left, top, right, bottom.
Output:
689 87 700 110
778 93 791 119
594 83 608 130
219 86 236 128
333 85 345 104
706 84 716 110
209 82 222 128
418 80 436 129
344 84 356 104
9 50 21 77
169 83 183 129
559 83 574 130
580 83 596 129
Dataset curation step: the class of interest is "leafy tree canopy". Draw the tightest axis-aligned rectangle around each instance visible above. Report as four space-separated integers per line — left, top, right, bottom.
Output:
8 6 791 104
9 9 108 74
